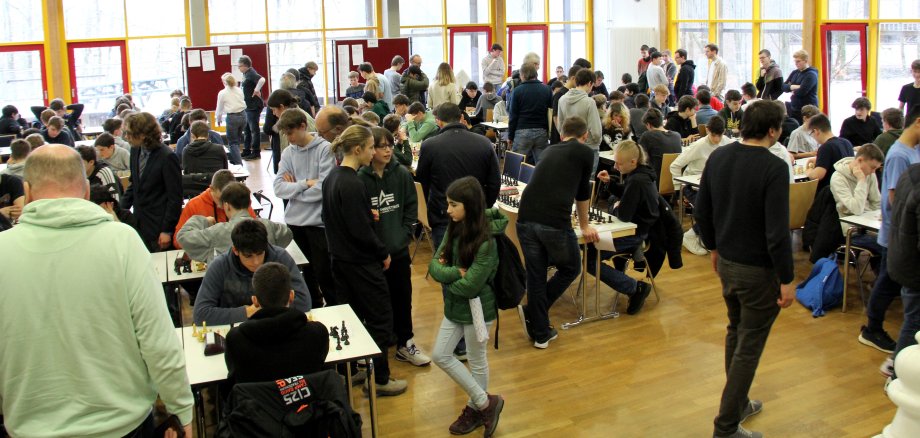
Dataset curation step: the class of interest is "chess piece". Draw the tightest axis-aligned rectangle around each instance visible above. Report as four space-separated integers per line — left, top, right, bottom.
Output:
330 326 339 338
336 336 342 350
341 322 350 345
191 324 199 338
876 332 920 438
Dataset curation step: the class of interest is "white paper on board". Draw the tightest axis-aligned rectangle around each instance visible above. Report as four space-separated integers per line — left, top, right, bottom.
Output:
337 45 351 93
187 50 201 68
368 39 378 48
200 50 216 72
351 45 364 64
230 49 244 81
217 46 230 55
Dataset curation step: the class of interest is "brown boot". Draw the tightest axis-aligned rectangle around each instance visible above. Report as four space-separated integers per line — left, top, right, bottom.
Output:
479 394 504 438
448 405 482 435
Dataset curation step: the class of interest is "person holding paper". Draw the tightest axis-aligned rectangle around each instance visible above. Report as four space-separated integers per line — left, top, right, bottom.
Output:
428 176 505 438
238 55 266 160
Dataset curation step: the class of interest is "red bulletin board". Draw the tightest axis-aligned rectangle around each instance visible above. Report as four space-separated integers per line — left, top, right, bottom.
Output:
331 37 410 102
182 43 271 112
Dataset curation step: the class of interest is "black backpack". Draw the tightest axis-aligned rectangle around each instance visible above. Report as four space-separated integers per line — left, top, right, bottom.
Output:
491 233 526 310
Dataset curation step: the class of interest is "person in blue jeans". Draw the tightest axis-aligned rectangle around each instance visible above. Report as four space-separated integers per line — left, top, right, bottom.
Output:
508 63 552 164
215 72 246 165
516 117 599 349
238 55 266 160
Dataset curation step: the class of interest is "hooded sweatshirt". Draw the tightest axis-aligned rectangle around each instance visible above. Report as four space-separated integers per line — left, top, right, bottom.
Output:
193 244 311 325
830 157 881 235
182 139 229 174
173 189 257 248
358 160 418 259
475 92 502 120
557 88 603 149
874 129 904 156
225 307 329 385
272 135 335 227
0 198 194 436
615 165 660 239
0 161 24 178
756 60 784 100
177 210 293 263
670 134 731 179
428 208 507 324
782 66 819 111
674 60 696 99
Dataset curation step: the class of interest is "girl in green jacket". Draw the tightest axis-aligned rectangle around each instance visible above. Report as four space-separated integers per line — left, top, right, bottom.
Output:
429 176 506 438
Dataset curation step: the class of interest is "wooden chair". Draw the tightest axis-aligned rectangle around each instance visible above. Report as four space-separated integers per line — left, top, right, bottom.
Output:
252 190 274 219
789 179 818 230
503 151 526 180
519 162 536 184
659 153 679 196
610 241 660 304
485 108 494 123
496 204 525 263
411 182 435 262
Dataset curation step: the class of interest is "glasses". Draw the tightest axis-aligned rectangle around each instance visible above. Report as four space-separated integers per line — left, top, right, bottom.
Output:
375 142 393 150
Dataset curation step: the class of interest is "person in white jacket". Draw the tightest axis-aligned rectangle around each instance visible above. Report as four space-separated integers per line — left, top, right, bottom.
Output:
829 144 884 246
481 43 505 88
671 116 731 256
428 62 461 110
704 43 727 99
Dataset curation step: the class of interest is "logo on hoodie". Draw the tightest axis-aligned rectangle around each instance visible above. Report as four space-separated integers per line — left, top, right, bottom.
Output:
371 190 400 215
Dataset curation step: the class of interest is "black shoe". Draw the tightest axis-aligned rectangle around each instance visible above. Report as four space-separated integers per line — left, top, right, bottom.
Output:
858 325 897 353
533 327 558 349
243 153 261 161
626 281 651 315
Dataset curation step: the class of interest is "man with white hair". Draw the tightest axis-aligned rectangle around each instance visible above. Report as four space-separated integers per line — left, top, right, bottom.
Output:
0 145 194 437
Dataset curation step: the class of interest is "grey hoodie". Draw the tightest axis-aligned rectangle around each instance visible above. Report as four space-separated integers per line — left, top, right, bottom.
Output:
556 88 602 149
830 156 881 235
475 92 502 118
177 210 293 263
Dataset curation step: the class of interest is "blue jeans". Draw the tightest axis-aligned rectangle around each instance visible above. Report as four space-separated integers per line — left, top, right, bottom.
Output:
585 235 642 296
894 286 920 362
242 109 261 155
591 149 599 175
225 112 245 165
511 128 548 164
866 248 902 333
432 317 493 408
516 221 581 341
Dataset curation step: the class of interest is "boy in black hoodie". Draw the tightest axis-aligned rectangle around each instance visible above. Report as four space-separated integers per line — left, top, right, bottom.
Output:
673 49 696 99
182 121 229 174
665 95 699 139
225 262 329 386
590 140 656 315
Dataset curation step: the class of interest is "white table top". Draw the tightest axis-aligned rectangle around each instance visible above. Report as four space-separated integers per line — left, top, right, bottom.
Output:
163 241 309 283
480 121 509 130
674 174 702 187
229 164 250 180
178 304 382 386
151 251 169 284
0 147 10 157
598 150 615 162
840 209 882 232
74 140 95 147
495 183 636 238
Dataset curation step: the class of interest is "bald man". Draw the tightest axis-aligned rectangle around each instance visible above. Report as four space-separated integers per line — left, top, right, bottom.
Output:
0 144 193 437
314 105 351 142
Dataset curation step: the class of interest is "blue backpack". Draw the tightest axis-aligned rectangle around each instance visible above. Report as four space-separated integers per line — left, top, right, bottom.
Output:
795 253 843 317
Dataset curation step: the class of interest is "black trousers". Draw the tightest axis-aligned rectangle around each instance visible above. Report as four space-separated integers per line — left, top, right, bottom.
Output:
290 225 337 307
385 253 414 346
713 257 781 437
121 411 154 438
332 259 394 384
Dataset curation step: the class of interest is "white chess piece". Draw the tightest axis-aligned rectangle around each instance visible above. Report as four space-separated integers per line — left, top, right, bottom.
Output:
876 331 920 438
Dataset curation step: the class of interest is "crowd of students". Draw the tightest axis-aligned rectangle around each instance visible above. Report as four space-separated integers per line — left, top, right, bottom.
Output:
1 41 920 438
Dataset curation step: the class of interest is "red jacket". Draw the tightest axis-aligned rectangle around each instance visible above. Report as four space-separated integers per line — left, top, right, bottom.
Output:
173 189 257 248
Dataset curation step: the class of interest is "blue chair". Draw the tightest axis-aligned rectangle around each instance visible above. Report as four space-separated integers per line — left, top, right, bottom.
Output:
518 162 535 184
503 151 525 180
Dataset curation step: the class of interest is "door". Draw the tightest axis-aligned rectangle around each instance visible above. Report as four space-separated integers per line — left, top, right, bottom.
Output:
449 26 493 86
507 25 548 81
0 44 49 121
68 41 129 126
820 24 868 131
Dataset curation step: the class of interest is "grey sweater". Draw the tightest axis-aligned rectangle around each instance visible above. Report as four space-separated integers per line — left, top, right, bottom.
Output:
177 210 293 263
556 89 602 149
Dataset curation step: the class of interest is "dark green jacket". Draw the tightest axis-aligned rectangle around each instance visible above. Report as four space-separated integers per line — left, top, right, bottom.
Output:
874 129 904 156
371 101 390 122
357 160 417 258
393 139 413 167
428 208 507 324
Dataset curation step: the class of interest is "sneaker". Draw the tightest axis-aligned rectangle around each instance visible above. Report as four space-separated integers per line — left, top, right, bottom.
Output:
879 356 894 378
340 370 367 387
683 230 709 256
448 406 482 435
739 399 763 424
363 378 408 397
479 394 504 438
396 339 432 366
533 327 558 349
517 304 532 340
626 281 652 315
243 153 261 161
858 326 897 353
716 425 762 438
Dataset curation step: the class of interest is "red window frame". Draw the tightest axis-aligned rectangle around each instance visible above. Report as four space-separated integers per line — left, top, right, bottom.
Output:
67 40 129 103
819 23 868 113
0 44 50 106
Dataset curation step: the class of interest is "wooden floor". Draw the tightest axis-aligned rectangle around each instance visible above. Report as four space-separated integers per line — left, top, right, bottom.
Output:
199 149 903 437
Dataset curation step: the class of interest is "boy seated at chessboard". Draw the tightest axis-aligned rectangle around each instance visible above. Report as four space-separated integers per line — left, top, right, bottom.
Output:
176 181 292 264
193 220 311 326
224 261 329 386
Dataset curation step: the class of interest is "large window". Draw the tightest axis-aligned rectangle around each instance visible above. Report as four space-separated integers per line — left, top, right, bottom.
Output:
506 0 588 81
877 23 920 112
1 1 46 119
208 0 376 105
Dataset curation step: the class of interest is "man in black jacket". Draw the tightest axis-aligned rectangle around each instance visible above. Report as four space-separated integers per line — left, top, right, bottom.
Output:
415 103 500 247
182 121 229 175
673 49 696 99
696 100 796 438
238 55 266 160
225 261 328 386
297 62 322 117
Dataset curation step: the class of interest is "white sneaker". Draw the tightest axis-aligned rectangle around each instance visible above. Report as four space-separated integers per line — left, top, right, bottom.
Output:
395 339 432 366
879 356 894 378
683 229 709 256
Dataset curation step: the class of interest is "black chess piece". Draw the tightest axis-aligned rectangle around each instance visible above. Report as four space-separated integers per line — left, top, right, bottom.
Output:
330 326 339 338
335 336 342 350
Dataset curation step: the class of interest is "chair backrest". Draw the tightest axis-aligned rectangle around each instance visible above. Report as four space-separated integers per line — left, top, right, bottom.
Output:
0 134 14 147
519 162 536 184
789 179 818 230
414 182 430 230
698 124 708 137
485 108 494 123
503 151 525 179
496 203 525 262
252 190 273 219
658 153 679 195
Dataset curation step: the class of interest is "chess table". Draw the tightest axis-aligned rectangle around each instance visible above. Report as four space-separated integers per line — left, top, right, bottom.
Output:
839 209 882 313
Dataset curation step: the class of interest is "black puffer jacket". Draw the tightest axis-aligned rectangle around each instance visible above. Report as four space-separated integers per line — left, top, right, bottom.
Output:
296 67 321 114
803 185 843 263
889 164 920 289
647 194 683 276
614 164 660 239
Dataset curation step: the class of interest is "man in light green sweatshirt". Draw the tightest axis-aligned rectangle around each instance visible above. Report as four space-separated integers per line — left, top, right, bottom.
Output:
0 145 193 437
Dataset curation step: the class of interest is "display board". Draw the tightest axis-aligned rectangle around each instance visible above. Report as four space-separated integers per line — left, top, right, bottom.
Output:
331 37 410 102
181 43 270 112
